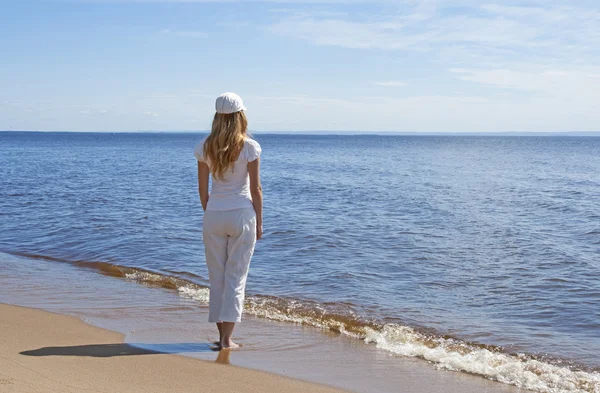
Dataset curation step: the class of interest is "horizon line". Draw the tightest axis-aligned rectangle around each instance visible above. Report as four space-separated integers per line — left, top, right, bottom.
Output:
2 130 600 136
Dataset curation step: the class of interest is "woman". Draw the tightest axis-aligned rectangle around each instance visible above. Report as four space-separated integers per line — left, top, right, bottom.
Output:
194 92 263 350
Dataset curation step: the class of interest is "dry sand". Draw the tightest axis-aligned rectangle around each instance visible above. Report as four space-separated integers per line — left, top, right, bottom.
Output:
0 303 348 393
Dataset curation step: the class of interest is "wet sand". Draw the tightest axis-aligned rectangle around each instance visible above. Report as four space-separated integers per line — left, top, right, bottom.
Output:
0 251 527 393
0 303 348 393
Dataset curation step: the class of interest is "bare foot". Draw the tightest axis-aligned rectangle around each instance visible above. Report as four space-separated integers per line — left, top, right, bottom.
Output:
220 341 242 350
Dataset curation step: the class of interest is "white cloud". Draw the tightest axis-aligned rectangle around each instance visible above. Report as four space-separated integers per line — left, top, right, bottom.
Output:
6 0 600 132
269 18 418 50
265 1 600 133
4 87 598 132
451 67 600 99
268 2 600 64
444 66 600 130
375 81 407 87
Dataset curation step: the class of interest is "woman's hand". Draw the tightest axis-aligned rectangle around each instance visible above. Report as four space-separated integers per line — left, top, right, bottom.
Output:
249 157 263 241
256 222 263 240
197 162 210 211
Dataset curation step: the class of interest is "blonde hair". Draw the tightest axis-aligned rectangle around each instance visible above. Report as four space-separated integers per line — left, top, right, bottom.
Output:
203 111 248 180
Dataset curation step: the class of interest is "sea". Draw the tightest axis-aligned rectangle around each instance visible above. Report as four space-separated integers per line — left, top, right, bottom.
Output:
1 131 599 393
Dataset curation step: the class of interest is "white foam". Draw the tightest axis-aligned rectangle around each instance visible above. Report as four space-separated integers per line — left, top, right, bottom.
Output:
177 290 600 393
363 324 600 393
177 286 210 304
125 271 164 282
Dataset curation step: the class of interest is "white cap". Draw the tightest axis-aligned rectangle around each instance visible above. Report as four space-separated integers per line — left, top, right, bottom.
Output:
215 92 247 114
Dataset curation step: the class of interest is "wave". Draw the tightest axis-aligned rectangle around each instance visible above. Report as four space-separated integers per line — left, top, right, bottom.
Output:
9 251 600 393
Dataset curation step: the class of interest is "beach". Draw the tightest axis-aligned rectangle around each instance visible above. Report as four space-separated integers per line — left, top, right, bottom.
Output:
0 303 348 393
0 251 528 393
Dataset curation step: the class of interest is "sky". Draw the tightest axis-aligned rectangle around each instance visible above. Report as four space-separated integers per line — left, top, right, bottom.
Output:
1 0 599 133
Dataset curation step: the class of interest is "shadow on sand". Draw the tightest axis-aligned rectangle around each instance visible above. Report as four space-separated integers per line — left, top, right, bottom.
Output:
20 342 216 358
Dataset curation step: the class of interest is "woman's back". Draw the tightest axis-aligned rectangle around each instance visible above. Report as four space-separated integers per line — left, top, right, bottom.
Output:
194 137 261 211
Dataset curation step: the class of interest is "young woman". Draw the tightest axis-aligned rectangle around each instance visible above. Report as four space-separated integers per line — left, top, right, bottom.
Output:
194 92 263 350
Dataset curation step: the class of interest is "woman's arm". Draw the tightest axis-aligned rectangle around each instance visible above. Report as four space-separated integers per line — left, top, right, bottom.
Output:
197 162 210 211
248 158 263 240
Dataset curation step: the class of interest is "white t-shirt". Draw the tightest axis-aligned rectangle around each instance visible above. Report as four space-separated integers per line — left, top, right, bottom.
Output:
194 137 262 211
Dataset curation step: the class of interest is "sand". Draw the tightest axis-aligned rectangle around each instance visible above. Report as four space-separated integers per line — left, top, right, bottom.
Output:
0 303 348 393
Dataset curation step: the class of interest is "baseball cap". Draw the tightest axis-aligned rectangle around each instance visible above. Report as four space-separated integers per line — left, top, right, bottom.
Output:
215 92 247 114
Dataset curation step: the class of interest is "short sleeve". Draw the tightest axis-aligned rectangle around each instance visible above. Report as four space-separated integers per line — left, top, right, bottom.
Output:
194 140 206 162
245 139 262 162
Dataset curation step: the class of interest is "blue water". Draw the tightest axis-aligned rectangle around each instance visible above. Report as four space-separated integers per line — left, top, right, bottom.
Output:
1 131 599 372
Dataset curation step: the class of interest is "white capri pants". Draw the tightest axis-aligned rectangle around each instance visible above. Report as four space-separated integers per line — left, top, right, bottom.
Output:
202 207 257 323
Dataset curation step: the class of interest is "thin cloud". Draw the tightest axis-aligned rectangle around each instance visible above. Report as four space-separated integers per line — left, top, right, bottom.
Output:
451 67 600 100
268 2 600 64
375 81 407 87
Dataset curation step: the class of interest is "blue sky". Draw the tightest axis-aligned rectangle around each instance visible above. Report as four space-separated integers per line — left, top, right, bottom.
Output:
1 0 599 132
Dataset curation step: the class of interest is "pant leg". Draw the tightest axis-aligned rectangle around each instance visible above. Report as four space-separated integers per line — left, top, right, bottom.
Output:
202 210 228 323
219 208 257 323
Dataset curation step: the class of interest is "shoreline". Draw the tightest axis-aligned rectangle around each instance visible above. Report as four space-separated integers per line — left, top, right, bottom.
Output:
0 251 530 393
0 303 348 393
